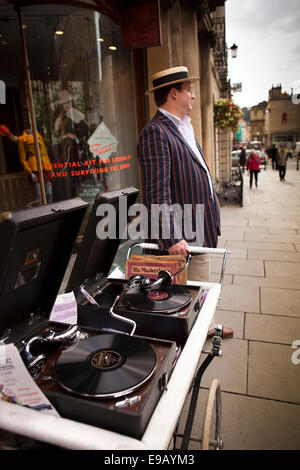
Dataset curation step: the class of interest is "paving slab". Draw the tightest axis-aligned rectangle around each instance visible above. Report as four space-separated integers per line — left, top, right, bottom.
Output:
218 248 247 259
210 273 233 285
245 313 300 345
233 275 300 290
219 231 245 241
215 309 245 339
261 287 300 317
217 285 260 313
268 228 298 235
178 389 300 450
220 219 249 227
265 260 300 279
220 392 300 450
199 339 248 394
247 217 299 229
212 258 264 276
248 341 300 404
243 227 268 233
248 249 300 263
245 232 300 243
225 240 296 252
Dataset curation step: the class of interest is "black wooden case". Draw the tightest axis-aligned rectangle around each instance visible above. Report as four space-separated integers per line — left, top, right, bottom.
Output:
0 193 177 440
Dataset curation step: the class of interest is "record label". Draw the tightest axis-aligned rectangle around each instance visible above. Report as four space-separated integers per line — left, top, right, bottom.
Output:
147 290 169 301
90 350 122 370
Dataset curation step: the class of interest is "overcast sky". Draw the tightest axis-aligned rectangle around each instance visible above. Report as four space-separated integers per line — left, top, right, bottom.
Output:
225 0 300 108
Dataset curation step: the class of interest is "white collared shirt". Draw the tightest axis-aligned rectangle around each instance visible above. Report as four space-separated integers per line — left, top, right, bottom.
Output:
158 107 214 197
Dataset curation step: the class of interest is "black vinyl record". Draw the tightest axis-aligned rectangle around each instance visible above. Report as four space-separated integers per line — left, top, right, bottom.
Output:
121 284 192 314
55 334 157 398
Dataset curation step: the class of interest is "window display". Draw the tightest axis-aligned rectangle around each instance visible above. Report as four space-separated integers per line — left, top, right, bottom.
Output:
0 3 139 211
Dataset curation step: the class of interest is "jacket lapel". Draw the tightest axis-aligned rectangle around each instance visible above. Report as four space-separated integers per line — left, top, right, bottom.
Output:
154 111 208 170
195 140 213 180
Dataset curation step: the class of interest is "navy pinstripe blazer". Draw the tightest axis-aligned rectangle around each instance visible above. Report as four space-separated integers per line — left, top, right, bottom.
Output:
137 111 221 250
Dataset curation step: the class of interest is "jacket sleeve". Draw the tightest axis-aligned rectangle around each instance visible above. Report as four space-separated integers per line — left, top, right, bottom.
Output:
137 123 183 251
17 137 31 173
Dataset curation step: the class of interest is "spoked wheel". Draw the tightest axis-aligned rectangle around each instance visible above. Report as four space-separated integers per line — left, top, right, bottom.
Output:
201 379 223 450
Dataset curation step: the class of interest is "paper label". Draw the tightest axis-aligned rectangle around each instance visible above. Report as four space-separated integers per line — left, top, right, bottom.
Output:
49 292 78 324
0 343 59 416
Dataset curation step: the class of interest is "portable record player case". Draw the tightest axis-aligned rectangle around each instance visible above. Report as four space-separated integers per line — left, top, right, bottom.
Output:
32 326 177 439
0 198 88 336
66 188 204 346
0 195 177 440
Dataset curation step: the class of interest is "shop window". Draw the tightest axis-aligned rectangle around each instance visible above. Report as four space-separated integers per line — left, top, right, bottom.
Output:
0 4 139 210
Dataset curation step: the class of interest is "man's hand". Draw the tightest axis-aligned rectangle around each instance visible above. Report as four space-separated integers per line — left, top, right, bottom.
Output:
167 240 189 256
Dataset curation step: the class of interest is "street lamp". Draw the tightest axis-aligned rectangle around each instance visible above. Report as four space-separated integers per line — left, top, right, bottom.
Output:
230 43 238 58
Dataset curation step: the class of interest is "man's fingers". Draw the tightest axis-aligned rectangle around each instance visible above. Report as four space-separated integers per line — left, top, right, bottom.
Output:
167 240 189 256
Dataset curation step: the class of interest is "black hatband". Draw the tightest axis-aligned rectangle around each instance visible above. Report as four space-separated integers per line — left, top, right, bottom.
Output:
153 71 189 88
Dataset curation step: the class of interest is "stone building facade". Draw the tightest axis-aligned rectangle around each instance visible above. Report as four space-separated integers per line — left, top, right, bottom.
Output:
264 85 300 148
250 101 267 144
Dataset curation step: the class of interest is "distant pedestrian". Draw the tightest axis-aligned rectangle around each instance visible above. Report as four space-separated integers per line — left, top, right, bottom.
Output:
265 146 272 166
277 144 288 181
246 150 261 189
270 144 278 170
239 146 246 173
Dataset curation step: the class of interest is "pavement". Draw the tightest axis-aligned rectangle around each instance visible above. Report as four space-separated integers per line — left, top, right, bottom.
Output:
182 158 300 450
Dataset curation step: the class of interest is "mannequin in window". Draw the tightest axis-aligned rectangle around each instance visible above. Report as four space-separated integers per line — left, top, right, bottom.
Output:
0 123 53 205
17 127 53 205
51 89 90 199
53 89 90 144
0 124 18 143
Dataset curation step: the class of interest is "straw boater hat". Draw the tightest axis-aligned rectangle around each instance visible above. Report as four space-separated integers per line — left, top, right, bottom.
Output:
145 66 199 95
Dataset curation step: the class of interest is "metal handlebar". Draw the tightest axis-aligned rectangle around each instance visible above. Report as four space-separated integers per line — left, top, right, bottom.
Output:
126 243 231 286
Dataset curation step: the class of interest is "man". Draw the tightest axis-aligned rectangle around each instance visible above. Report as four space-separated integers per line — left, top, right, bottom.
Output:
137 66 233 338
270 144 278 170
239 146 246 173
277 144 288 181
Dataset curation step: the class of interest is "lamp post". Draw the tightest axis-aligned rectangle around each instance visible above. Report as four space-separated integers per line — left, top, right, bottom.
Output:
230 43 238 58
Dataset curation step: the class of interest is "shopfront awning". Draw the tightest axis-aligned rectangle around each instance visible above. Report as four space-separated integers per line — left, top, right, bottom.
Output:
0 0 119 21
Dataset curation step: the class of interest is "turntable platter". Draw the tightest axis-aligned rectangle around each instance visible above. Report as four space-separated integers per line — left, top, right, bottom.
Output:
121 284 192 314
55 334 157 399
